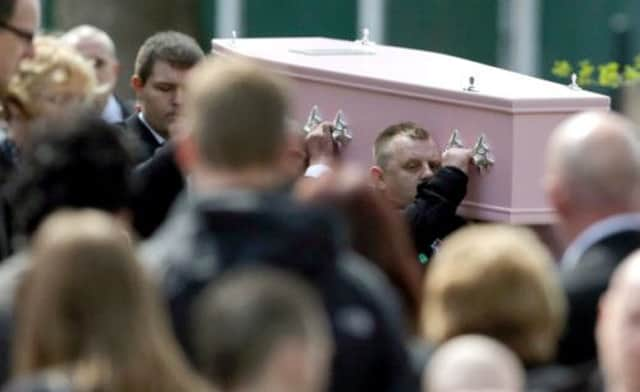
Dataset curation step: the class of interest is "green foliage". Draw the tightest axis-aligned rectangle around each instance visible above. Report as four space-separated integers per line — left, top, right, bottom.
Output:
578 60 595 86
598 62 620 88
553 57 640 89
551 60 572 78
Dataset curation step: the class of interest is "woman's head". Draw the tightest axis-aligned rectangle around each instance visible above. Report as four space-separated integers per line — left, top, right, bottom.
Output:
13 209 207 391
421 224 566 364
4 35 98 147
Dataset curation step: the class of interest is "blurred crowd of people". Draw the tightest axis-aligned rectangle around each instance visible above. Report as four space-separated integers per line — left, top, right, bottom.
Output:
0 0 639 391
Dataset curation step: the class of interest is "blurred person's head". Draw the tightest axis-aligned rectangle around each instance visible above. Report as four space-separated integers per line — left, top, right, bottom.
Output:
424 334 525 392
179 57 290 190
0 0 39 97
131 31 204 139
191 267 332 392
370 122 441 209
12 210 209 392
597 250 640 392
62 24 119 111
544 111 640 243
422 224 566 365
4 35 98 148
5 114 133 246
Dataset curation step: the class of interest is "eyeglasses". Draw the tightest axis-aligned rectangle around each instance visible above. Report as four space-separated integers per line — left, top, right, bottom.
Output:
0 21 34 43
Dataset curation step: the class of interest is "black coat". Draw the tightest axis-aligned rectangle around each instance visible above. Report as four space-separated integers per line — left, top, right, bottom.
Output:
557 229 640 365
142 191 420 392
130 143 184 238
406 166 468 261
122 114 163 163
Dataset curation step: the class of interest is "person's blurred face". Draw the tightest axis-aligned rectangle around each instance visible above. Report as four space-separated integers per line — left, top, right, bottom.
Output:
132 60 187 139
598 277 640 391
0 0 39 96
373 134 441 208
73 38 118 92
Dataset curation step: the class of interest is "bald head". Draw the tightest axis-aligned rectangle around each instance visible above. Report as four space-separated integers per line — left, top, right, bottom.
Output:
424 335 525 392
546 111 640 209
62 25 119 99
63 25 116 56
597 251 640 392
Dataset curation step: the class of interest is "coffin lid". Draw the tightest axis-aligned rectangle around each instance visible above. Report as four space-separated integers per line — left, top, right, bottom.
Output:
211 37 610 114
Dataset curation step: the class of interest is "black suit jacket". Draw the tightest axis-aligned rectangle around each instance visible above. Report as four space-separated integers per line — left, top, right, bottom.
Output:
557 229 640 365
123 114 163 163
131 142 185 238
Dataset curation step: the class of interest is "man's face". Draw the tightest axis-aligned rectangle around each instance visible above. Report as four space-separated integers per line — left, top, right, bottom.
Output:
133 60 188 139
598 278 640 391
74 39 118 91
374 135 441 208
0 0 39 96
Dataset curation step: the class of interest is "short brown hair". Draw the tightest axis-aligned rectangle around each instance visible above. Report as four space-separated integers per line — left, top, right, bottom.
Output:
191 267 331 390
373 122 430 168
184 57 289 169
134 31 204 85
421 224 566 364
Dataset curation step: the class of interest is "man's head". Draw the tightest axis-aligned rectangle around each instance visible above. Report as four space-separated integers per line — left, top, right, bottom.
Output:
597 250 640 392
191 267 333 392
370 122 441 208
544 111 640 241
180 57 290 187
131 31 204 139
424 335 525 392
62 25 119 109
0 0 39 96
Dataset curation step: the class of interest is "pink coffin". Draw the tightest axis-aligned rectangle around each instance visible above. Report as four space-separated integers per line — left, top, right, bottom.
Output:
211 37 610 224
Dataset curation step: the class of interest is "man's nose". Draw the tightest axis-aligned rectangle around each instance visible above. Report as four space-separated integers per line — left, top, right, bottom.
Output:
172 88 183 107
419 163 434 180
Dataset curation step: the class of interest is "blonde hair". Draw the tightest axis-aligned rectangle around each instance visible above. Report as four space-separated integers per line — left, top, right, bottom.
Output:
421 224 566 364
13 210 210 392
5 35 100 119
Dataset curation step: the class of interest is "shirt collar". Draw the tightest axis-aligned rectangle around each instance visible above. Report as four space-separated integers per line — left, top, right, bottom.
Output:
101 95 125 124
561 212 640 270
138 112 166 145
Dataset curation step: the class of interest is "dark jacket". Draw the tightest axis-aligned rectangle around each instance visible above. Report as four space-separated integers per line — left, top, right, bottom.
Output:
131 143 184 238
122 114 163 163
406 166 468 261
141 190 419 392
557 229 640 365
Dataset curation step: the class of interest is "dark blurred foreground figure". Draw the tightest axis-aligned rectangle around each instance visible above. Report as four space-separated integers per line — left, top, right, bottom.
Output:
544 111 640 366
3 210 211 392
192 267 332 392
142 57 419 392
0 114 134 384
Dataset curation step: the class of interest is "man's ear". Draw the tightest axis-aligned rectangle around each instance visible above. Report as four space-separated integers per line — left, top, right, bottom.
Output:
175 132 198 175
370 165 386 191
130 75 144 93
545 175 571 219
